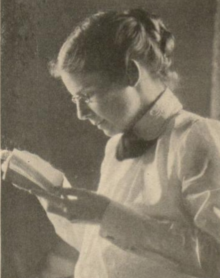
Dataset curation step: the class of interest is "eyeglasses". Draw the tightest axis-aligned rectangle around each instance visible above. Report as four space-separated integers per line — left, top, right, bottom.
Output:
71 93 93 104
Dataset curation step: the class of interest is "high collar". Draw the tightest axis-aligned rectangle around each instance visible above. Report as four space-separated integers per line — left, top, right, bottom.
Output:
133 88 183 141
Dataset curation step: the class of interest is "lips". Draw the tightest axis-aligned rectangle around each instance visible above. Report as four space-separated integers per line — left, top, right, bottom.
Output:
89 119 104 126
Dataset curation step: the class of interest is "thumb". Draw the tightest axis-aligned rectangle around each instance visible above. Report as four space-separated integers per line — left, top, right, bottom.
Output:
0 150 11 161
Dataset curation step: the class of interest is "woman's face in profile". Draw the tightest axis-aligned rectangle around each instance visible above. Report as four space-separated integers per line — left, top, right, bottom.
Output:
61 71 144 137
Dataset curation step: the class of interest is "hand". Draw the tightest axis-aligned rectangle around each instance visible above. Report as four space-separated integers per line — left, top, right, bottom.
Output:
31 187 111 224
1 150 12 173
0 150 11 161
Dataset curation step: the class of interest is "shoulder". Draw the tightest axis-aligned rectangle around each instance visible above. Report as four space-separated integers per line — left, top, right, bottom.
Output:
174 110 220 142
173 112 220 184
173 110 220 159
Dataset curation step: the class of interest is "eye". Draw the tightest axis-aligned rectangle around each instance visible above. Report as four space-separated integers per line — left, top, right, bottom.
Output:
71 92 94 104
83 92 95 103
83 94 92 104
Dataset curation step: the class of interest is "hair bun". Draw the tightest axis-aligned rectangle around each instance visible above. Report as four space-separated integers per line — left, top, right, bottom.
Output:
128 9 157 37
128 9 175 56
160 28 175 56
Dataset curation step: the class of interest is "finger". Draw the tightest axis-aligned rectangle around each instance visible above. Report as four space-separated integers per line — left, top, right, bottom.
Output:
11 180 46 194
12 182 43 194
47 200 82 221
47 202 70 218
1 161 8 173
1 154 12 174
0 150 11 161
58 187 92 198
33 189 75 219
30 188 65 206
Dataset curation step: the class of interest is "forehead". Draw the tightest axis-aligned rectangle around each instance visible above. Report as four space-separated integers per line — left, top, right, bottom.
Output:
61 71 112 95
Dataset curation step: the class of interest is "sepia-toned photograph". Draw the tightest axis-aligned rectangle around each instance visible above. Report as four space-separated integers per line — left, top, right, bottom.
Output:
1 0 220 277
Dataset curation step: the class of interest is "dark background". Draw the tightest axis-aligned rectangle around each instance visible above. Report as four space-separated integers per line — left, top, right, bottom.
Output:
2 0 217 190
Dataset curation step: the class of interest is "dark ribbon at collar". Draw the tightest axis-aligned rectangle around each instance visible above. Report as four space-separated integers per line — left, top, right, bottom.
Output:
115 89 167 161
116 131 157 161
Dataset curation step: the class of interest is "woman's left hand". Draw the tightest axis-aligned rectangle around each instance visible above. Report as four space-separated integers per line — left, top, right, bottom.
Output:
1 150 12 173
31 187 111 224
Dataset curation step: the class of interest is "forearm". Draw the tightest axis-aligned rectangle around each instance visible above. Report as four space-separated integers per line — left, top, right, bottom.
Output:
100 201 203 276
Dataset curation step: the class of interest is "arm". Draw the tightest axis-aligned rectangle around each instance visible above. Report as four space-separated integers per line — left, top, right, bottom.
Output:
99 201 203 276
177 120 220 243
177 119 220 276
99 119 220 277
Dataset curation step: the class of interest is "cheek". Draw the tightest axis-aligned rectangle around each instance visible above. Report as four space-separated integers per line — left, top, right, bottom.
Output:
92 88 141 127
108 95 141 123
109 102 127 117
101 93 130 119
90 97 122 120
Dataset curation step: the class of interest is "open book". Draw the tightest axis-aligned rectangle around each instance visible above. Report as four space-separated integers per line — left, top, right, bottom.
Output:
3 149 64 194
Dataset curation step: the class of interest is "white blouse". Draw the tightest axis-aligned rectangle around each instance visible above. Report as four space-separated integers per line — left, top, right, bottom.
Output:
46 89 220 278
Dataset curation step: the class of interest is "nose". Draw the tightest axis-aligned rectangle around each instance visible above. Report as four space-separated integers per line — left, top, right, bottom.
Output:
76 100 91 120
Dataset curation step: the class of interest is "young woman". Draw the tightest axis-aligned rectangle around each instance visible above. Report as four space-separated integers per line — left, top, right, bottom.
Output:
3 8 220 278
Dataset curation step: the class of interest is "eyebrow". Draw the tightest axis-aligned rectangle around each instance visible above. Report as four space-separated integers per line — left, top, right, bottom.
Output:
73 88 83 96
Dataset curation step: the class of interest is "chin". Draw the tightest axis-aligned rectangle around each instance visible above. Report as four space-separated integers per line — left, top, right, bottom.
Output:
97 124 121 137
97 121 121 137
102 129 120 137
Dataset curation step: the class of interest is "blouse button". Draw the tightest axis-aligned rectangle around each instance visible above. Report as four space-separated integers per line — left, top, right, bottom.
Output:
150 109 158 116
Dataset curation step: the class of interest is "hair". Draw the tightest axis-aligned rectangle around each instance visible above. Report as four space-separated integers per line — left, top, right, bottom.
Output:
50 8 178 89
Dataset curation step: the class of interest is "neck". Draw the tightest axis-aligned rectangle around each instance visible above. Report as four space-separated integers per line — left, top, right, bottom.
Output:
139 77 166 103
132 81 166 137
123 88 182 142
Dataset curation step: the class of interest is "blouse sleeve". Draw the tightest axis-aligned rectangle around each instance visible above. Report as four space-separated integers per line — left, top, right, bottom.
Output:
176 119 220 275
176 119 220 243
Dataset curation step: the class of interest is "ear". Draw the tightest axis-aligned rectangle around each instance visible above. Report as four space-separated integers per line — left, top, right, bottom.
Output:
126 60 141 87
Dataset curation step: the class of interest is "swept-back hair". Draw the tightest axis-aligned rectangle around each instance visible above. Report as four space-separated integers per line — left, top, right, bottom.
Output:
50 9 178 87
